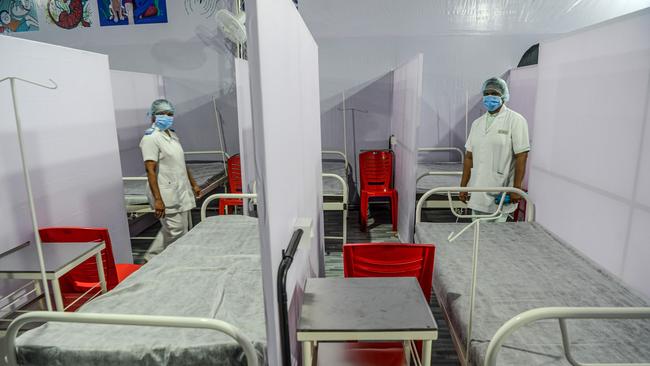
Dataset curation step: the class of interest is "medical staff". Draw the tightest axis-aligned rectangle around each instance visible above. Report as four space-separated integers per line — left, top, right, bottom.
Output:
140 99 201 260
459 77 530 221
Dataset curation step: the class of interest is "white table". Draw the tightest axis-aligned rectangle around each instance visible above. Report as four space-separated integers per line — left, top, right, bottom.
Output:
0 242 107 311
297 277 438 366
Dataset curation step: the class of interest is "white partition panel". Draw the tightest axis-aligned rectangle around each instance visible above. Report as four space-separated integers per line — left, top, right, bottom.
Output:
235 59 255 195
528 9 650 298
247 0 325 364
110 70 165 177
391 55 424 242
507 65 538 188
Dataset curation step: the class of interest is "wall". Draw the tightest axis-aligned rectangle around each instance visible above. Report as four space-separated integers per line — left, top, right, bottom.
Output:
235 58 255 195
528 9 650 299
391 54 424 242
247 0 324 364
110 69 165 176
9 0 240 155
0 37 131 308
300 0 650 152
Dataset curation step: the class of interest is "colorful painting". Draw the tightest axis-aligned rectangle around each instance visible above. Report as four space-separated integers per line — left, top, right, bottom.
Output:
0 0 39 34
47 0 92 29
97 0 128 26
133 0 167 25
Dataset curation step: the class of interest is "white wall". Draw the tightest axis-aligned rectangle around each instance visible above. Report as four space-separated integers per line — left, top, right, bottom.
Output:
9 0 239 155
0 37 131 306
528 9 650 299
391 54 424 242
248 0 324 365
235 59 255 195
110 69 165 176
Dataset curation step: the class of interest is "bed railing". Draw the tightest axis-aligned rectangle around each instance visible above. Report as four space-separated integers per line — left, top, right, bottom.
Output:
322 150 349 173
484 307 650 366
201 193 258 220
277 229 304 366
4 311 260 366
417 147 465 162
184 150 230 162
416 186 534 224
321 173 348 245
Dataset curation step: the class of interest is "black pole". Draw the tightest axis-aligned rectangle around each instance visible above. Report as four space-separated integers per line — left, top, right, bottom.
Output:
277 229 304 366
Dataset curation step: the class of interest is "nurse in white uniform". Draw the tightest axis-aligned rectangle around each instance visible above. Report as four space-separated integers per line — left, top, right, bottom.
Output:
140 99 201 260
459 77 530 221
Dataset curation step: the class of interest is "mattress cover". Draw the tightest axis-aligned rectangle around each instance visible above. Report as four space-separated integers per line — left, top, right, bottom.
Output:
322 160 348 196
415 221 650 365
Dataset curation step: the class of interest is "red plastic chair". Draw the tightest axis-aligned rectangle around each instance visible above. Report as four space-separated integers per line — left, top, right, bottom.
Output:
343 243 435 302
330 242 436 364
359 150 398 232
218 154 243 215
39 227 141 311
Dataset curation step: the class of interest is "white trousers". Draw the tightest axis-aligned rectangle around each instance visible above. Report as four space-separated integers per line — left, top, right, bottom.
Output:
145 210 190 261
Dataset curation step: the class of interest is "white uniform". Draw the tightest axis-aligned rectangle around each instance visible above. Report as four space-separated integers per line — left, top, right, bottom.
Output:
139 127 196 260
465 105 530 215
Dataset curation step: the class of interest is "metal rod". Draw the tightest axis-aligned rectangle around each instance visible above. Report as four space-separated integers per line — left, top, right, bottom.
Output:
6 77 54 311
465 219 481 365
278 229 304 366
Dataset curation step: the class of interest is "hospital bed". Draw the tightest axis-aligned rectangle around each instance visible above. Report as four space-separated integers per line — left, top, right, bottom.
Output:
123 150 230 239
416 147 467 209
8 194 267 366
415 187 650 366
322 151 350 245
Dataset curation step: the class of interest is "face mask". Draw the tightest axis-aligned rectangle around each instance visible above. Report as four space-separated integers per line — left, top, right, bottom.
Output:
483 95 503 112
154 115 174 130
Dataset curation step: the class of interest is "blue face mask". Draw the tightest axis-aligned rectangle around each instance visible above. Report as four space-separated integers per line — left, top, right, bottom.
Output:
154 115 174 130
483 95 503 112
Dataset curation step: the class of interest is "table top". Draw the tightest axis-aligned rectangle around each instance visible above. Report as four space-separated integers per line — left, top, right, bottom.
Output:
298 277 437 333
0 242 103 274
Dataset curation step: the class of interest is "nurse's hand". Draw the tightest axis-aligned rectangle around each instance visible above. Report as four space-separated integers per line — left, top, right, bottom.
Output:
192 184 202 198
459 191 468 203
154 199 166 219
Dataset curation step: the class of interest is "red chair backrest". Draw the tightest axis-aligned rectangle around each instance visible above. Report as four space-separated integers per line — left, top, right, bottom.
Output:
343 243 435 302
39 227 119 291
359 150 393 192
227 154 243 194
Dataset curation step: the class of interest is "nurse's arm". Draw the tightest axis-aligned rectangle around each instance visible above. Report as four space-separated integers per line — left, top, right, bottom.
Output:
186 168 201 198
511 151 529 202
459 151 473 202
145 160 166 218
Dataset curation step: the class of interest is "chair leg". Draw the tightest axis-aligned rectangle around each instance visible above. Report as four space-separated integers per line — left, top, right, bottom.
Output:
360 192 368 232
391 191 398 232
218 201 226 215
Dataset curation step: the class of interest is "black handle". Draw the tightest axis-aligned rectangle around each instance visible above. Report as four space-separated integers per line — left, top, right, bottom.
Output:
277 228 304 366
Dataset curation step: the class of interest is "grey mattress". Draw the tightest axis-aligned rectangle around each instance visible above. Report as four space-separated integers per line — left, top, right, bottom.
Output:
416 162 462 195
322 161 348 196
124 162 226 205
415 222 650 365
17 215 266 366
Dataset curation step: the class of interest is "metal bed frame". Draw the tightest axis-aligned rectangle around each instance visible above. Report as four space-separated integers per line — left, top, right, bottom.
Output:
416 187 650 366
123 150 230 240
416 147 467 209
3 311 259 366
200 193 258 220
321 150 349 245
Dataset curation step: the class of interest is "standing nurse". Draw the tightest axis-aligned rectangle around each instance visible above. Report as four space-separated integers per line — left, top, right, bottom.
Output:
459 77 530 221
140 99 202 261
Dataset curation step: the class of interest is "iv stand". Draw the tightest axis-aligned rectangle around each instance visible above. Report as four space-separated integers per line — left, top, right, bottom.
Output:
0 76 59 311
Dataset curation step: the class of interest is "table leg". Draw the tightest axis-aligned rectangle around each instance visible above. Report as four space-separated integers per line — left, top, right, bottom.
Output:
302 341 313 366
422 340 432 366
95 252 107 293
51 279 64 311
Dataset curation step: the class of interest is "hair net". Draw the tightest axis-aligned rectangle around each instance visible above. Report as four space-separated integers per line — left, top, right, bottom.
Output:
150 99 175 115
482 77 510 102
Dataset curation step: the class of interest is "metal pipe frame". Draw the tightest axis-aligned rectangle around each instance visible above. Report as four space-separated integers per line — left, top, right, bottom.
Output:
4 311 259 366
200 193 257 220
321 173 348 245
484 307 650 366
183 150 230 162
277 229 304 366
416 186 534 224
417 147 465 162
321 150 349 174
